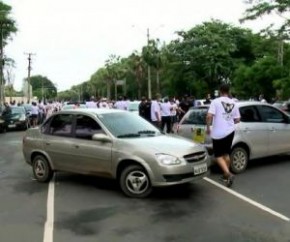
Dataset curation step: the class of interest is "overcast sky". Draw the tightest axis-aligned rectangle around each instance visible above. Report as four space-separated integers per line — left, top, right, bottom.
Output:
4 0 275 92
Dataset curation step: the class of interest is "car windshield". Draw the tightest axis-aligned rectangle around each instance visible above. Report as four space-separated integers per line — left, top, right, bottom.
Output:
62 104 86 110
23 105 33 111
182 108 207 125
97 112 161 138
11 107 25 114
128 102 139 111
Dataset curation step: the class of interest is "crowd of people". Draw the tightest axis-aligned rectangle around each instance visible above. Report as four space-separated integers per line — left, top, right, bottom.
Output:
1 100 62 128
84 94 199 134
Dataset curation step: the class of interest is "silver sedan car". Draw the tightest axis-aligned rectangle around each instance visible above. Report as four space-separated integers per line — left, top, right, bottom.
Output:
23 109 209 198
177 101 290 173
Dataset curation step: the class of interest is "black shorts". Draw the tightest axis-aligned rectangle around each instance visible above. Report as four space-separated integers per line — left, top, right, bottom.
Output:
212 132 234 158
31 114 38 119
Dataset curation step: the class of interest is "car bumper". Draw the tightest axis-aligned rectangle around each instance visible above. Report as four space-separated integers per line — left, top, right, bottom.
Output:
7 120 26 129
150 160 209 187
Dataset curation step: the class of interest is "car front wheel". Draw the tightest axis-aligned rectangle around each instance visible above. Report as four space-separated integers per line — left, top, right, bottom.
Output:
32 155 53 182
120 165 152 198
230 146 248 174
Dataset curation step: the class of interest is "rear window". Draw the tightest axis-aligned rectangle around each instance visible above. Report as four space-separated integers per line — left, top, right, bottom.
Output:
181 109 207 125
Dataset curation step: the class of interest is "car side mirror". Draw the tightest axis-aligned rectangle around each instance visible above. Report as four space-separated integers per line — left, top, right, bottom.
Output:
92 133 111 143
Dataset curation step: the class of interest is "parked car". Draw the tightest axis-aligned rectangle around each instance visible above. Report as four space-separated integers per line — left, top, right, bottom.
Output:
1 106 30 130
62 104 87 110
128 101 140 115
273 101 290 115
23 108 209 198
0 117 7 133
177 101 290 174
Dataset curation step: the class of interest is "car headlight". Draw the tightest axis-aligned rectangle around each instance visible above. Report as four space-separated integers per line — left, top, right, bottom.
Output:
19 115 26 121
0 119 4 124
155 154 186 166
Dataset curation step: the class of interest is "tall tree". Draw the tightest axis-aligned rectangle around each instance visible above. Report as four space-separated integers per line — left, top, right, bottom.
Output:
27 75 57 100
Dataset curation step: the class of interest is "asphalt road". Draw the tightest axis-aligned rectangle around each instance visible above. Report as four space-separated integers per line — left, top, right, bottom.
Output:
1 131 290 242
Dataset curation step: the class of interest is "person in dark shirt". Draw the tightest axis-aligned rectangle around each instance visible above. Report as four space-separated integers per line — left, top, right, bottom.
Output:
139 97 151 122
2 102 11 116
179 95 192 120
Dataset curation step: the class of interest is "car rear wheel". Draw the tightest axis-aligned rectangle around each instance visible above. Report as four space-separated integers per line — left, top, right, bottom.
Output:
32 155 53 182
230 146 248 174
120 165 152 198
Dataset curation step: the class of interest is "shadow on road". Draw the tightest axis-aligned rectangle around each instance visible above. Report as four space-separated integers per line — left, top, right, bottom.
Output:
54 172 206 200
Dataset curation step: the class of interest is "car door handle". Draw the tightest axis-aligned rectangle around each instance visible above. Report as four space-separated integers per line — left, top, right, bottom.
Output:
45 142 50 146
74 145 79 149
269 127 276 132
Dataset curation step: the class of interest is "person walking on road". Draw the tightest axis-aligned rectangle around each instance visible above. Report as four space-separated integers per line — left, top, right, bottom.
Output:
206 84 240 187
150 94 161 128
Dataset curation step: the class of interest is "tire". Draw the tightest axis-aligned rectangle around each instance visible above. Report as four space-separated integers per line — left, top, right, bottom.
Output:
230 146 248 174
119 165 152 198
32 155 53 182
0 126 6 133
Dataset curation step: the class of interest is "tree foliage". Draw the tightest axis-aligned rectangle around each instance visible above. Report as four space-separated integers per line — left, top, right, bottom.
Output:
27 75 57 100
60 19 290 101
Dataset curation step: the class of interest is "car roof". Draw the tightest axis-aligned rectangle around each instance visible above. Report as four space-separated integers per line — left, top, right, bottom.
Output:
58 108 125 115
189 101 276 110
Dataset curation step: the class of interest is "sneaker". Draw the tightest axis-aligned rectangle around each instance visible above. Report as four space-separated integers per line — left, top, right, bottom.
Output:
226 175 235 188
219 175 228 183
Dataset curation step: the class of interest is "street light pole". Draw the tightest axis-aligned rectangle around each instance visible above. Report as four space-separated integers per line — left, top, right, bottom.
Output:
147 28 152 99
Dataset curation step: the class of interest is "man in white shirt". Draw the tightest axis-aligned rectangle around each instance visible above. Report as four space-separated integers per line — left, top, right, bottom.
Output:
99 98 110 109
170 99 178 133
150 94 161 128
114 96 124 110
160 98 172 133
86 96 97 108
206 84 240 187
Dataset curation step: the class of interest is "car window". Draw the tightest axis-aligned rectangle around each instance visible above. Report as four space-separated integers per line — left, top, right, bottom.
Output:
259 105 285 123
41 117 53 134
181 109 207 125
75 115 104 140
240 106 260 122
48 114 73 137
97 112 161 138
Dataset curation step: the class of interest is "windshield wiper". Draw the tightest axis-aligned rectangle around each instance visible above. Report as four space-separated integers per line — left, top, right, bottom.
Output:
138 130 156 134
117 133 141 138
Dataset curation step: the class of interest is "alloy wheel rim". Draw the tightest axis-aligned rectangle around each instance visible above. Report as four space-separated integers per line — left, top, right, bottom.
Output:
126 171 149 195
232 150 247 171
35 160 46 178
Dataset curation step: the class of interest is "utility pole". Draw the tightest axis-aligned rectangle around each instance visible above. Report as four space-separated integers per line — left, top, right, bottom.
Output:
147 28 152 99
24 52 35 103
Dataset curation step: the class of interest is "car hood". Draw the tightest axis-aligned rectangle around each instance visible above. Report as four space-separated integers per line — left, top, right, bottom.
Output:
122 134 204 157
2 113 23 121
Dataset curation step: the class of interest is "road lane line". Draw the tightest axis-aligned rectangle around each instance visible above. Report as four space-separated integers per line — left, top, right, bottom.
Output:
203 177 290 222
43 175 55 242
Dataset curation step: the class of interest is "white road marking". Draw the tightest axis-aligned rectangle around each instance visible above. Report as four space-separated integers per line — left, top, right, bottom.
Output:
43 175 55 242
204 177 290 222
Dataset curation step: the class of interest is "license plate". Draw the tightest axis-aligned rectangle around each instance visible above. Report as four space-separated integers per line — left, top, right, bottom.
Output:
8 124 16 128
193 163 207 175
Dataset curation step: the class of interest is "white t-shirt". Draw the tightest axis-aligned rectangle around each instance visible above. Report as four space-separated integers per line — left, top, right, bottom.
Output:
99 101 110 109
160 102 171 117
86 101 97 108
208 96 240 139
170 103 178 116
150 100 161 121
114 101 123 110
31 105 39 115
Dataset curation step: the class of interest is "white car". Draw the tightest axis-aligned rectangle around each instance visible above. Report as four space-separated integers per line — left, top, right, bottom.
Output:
177 101 290 173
